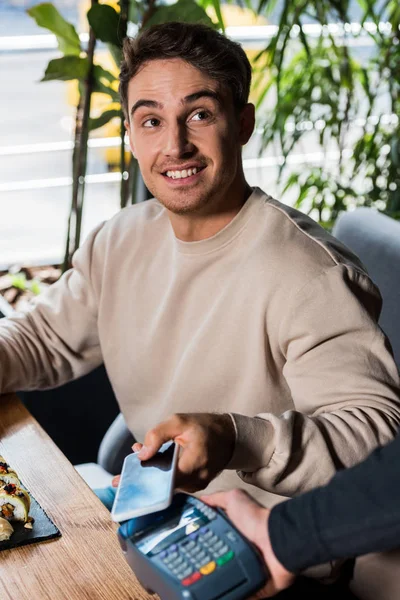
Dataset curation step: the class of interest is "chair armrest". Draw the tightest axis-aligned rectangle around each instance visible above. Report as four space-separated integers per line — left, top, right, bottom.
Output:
97 413 136 475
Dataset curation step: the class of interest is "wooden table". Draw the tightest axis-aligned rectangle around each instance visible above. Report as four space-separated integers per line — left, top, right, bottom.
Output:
0 393 151 600
0 394 266 600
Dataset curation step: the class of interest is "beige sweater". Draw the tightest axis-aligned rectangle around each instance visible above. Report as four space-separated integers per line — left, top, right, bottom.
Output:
1 187 400 509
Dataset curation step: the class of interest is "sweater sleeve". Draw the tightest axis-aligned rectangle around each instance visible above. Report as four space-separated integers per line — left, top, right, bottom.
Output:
227 264 400 496
268 433 400 573
0 223 105 394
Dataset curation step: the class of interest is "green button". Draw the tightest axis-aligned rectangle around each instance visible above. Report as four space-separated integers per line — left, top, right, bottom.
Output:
216 551 234 566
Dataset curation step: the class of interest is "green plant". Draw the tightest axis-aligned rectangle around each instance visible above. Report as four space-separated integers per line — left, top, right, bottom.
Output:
10 272 42 296
253 0 400 228
27 0 222 271
28 1 122 271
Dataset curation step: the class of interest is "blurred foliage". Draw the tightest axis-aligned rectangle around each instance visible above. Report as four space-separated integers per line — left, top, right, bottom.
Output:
27 0 400 255
10 272 42 296
253 0 400 228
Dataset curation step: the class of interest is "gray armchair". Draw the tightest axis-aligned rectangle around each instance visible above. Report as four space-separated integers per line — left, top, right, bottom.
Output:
75 412 135 488
97 412 135 475
332 207 400 372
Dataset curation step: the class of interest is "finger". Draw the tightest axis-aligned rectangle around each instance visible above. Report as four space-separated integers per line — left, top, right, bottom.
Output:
132 442 143 453
200 491 230 510
112 475 121 488
202 489 255 513
256 580 277 598
139 416 185 459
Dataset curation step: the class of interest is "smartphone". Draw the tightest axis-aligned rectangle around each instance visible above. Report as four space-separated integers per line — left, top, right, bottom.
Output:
111 441 179 523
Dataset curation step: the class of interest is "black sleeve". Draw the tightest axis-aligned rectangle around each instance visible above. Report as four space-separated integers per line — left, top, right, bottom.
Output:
268 432 400 573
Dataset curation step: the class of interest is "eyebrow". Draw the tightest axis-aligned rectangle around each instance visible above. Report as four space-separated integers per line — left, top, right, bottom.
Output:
183 89 222 105
130 99 161 119
129 89 222 119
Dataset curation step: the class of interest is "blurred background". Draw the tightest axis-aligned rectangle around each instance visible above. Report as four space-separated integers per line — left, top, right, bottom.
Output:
0 0 399 268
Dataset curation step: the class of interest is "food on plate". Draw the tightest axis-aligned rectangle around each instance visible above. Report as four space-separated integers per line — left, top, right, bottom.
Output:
0 456 34 539
0 456 20 487
0 516 14 541
0 483 31 523
24 517 34 530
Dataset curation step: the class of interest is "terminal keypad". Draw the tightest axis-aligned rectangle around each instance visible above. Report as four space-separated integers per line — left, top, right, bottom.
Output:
158 503 235 586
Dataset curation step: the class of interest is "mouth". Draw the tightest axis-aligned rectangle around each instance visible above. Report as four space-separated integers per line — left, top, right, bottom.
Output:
161 165 206 183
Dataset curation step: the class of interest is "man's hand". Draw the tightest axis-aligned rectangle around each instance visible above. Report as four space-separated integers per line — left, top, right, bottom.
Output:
129 413 236 492
202 489 296 597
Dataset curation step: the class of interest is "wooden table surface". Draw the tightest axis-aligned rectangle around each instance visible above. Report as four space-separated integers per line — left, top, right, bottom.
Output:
0 393 152 600
0 393 266 600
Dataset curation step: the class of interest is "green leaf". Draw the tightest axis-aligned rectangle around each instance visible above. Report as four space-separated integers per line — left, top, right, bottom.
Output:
391 138 400 168
87 4 122 47
92 64 120 101
257 0 280 16
93 64 117 85
143 0 217 30
41 56 89 81
92 78 120 101
89 109 121 131
108 44 123 69
128 0 143 23
10 273 27 291
29 280 42 296
210 0 225 31
27 3 81 56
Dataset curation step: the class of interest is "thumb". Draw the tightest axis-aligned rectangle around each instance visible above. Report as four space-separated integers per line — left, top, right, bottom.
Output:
201 491 229 511
139 418 182 459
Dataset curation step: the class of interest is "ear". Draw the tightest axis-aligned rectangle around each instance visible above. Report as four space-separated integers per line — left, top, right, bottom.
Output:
125 119 136 158
239 103 255 145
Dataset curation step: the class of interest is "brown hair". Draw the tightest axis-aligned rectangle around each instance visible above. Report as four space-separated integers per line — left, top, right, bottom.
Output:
119 21 252 120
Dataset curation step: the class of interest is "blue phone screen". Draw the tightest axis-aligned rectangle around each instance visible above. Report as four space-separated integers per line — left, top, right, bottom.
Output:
112 441 177 521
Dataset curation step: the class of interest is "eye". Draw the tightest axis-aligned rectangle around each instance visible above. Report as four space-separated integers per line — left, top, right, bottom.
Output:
143 117 160 128
191 110 210 122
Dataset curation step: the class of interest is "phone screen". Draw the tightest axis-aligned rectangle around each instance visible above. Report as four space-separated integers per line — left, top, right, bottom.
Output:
111 441 178 522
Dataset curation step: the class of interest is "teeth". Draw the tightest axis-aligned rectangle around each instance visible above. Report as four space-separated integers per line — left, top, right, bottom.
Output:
166 167 199 179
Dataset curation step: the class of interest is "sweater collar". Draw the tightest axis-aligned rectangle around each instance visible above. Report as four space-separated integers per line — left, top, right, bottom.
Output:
172 187 267 255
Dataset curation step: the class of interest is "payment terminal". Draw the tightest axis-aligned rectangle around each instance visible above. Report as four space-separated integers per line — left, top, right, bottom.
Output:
117 492 268 600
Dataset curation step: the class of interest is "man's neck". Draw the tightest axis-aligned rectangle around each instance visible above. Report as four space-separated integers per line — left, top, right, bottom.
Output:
169 183 253 242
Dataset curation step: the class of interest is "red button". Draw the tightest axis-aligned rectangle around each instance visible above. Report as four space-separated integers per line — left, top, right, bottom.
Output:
191 572 202 583
182 572 202 586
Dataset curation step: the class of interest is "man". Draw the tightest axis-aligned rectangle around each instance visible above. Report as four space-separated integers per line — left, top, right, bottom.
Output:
0 21 399 594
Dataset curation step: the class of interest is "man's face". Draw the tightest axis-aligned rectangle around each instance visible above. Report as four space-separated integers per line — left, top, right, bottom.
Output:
125 58 254 215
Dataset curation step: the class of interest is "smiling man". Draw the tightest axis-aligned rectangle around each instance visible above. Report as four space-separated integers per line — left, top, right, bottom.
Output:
1 21 400 599
121 37 255 240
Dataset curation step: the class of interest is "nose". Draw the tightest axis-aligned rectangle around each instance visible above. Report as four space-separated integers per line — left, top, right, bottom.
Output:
163 121 194 158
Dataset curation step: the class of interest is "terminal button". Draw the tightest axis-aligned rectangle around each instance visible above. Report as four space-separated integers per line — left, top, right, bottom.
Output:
182 571 202 586
179 567 194 580
165 551 179 562
214 544 230 558
200 561 216 575
191 572 202 584
216 550 235 566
